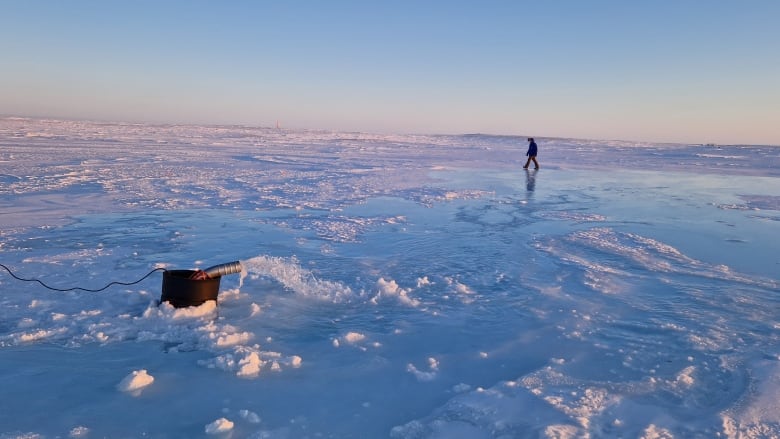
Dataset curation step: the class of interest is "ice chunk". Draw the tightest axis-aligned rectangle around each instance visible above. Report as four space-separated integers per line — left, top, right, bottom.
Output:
117 370 154 395
205 418 234 434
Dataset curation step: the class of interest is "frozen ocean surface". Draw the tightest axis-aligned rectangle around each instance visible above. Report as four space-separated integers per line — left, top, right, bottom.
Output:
0 117 778 438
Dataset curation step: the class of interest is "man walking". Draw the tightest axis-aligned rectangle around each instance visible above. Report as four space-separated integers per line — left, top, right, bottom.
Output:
523 138 539 169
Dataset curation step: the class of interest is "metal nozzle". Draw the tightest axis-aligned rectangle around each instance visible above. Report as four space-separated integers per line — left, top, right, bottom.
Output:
202 261 243 279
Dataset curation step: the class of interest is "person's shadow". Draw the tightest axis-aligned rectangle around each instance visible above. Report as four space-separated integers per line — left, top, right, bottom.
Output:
525 168 537 192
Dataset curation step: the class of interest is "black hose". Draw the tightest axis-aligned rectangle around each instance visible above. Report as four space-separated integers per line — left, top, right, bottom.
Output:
0 263 166 293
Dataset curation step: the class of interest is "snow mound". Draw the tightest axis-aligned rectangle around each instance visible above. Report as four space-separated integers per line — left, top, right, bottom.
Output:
205 418 234 434
117 369 154 395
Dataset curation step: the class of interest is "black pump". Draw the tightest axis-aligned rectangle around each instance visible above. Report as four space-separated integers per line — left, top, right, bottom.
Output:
159 261 243 308
160 270 221 308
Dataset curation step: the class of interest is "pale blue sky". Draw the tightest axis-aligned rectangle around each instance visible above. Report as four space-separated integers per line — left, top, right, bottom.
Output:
1 1 778 144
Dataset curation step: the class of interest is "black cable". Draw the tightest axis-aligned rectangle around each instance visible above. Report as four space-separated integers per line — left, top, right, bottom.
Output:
0 263 166 293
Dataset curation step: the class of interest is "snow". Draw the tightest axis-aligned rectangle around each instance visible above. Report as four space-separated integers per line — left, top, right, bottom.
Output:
117 369 155 395
205 418 234 434
0 117 779 437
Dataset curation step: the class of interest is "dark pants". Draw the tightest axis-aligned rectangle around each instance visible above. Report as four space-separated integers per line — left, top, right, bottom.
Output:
523 155 539 169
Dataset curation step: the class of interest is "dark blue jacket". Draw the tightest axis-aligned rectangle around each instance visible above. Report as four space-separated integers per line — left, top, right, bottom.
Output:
526 141 538 156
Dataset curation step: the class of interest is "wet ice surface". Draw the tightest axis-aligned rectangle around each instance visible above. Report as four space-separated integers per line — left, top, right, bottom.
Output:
0 118 779 438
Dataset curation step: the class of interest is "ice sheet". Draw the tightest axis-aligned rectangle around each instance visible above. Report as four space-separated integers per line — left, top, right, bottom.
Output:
1 118 778 438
